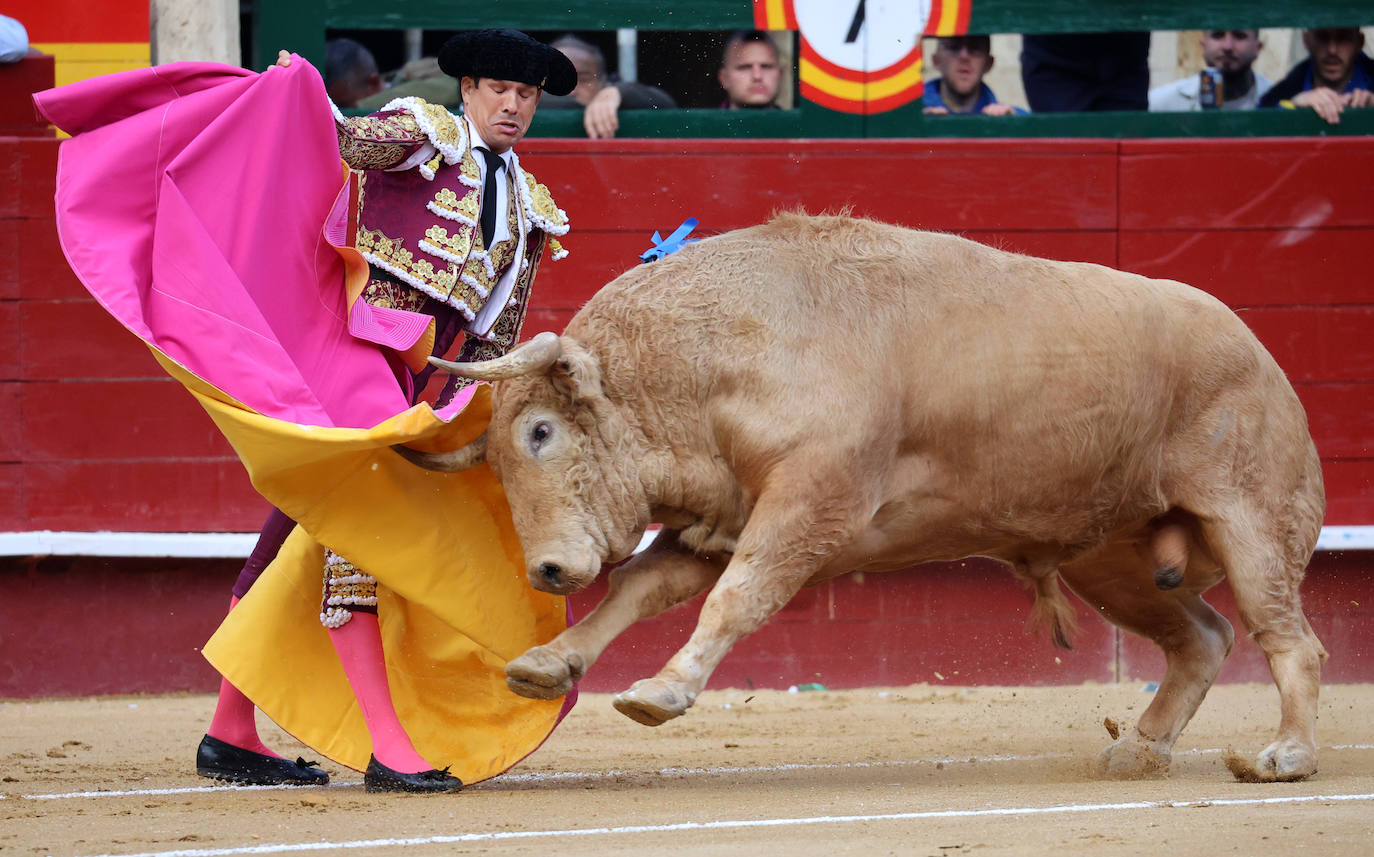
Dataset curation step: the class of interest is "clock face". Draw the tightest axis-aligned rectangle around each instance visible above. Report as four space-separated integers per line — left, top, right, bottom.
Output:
793 0 931 74
754 0 970 114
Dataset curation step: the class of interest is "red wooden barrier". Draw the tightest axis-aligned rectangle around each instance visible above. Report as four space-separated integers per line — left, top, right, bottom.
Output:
5 134 1369 531
4 550 1371 698
0 55 56 138
2 132 1370 699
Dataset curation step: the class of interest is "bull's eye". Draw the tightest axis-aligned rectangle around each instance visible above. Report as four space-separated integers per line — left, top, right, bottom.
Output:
529 420 553 453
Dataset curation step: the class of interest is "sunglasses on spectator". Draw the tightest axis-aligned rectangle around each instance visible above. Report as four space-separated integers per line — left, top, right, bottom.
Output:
938 38 990 56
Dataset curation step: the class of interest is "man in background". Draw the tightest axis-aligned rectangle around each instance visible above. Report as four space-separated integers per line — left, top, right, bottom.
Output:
355 55 460 110
539 34 676 138
1149 29 1272 111
719 29 782 109
922 35 1026 115
323 37 383 107
1260 27 1374 124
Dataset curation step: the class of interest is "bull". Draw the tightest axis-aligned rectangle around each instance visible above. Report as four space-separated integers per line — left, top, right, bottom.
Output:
397 213 1327 782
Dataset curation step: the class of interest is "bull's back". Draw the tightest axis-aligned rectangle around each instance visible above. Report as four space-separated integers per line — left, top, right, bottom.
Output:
570 214 1315 555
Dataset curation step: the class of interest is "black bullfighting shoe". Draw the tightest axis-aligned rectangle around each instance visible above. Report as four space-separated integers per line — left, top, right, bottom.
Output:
195 734 330 786
363 756 465 793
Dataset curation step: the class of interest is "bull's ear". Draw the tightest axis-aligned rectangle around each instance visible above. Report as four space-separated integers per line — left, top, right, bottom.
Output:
549 340 603 403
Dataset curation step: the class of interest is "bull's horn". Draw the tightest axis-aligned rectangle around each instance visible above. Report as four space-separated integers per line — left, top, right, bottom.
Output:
429 331 561 380
391 432 487 472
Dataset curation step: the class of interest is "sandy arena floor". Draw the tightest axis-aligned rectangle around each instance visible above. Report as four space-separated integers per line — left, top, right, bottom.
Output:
2 682 1372 857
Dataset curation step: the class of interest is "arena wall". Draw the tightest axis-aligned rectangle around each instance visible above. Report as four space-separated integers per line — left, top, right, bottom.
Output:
2 96 1372 698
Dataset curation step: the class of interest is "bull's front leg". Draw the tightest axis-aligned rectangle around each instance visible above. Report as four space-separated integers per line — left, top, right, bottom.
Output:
613 485 857 726
505 530 726 699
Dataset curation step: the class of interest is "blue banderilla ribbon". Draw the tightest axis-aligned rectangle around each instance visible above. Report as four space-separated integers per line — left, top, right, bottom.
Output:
639 217 699 263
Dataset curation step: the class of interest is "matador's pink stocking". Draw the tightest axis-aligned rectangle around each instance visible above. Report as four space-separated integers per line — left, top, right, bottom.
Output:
328 612 432 773
205 596 280 758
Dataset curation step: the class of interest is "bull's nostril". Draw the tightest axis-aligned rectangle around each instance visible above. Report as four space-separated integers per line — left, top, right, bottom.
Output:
538 562 563 584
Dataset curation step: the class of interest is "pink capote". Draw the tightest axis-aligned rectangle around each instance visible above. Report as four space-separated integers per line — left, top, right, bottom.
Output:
34 58 450 427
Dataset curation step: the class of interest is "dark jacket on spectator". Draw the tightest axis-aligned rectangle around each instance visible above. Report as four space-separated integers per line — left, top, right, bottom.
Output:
539 78 676 111
1259 52 1374 106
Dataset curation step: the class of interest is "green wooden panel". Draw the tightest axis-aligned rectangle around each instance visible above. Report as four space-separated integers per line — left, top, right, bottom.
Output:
255 2 327 72
277 1 1374 139
348 101 1374 142
318 0 754 31
515 105 1374 139
866 105 1374 138
967 1 1371 35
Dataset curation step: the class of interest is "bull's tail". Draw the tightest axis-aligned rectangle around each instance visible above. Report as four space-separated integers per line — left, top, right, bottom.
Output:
1016 561 1078 650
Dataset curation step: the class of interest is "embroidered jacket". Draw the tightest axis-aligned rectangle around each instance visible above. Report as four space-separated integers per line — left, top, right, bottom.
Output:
335 98 568 347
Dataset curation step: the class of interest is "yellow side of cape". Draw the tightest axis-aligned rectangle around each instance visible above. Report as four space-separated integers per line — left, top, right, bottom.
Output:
166 352 568 783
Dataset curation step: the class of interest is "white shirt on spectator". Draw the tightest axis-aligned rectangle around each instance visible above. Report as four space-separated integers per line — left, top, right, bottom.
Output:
1149 70 1273 111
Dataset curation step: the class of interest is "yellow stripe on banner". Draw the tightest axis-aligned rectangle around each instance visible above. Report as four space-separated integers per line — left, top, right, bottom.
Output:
32 42 150 87
764 0 788 29
934 1 962 36
800 56 925 102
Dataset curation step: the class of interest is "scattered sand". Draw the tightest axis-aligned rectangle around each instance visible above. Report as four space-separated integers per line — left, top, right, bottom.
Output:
3 683 1373 856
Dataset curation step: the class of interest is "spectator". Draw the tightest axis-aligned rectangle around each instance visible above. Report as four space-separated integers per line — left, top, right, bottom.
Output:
1150 29 1272 111
922 35 1027 115
355 56 460 111
1020 32 1150 112
324 37 384 107
1259 27 1374 124
0 14 29 63
719 29 782 109
539 34 676 138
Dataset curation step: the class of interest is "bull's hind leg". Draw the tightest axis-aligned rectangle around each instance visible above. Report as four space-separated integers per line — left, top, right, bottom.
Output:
1059 545 1234 779
1200 514 1325 782
506 530 726 699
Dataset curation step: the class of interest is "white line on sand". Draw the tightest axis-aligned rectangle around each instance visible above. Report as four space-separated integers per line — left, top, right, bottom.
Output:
22 743 1374 800
61 792 1374 857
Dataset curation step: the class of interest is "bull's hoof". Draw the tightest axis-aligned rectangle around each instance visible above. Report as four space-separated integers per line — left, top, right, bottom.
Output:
1096 732 1171 779
1224 738 1318 783
612 679 694 727
505 646 583 700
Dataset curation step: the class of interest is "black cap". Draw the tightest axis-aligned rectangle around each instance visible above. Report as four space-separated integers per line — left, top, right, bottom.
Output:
438 29 577 96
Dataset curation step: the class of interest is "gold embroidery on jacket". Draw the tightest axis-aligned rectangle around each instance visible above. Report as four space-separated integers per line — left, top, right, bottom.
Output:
483 233 547 349
337 112 426 171
357 225 462 309
416 101 465 162
361 276 427 312
427 185 480 225
420 224 475 269
345 99 565 326
521 172 569 234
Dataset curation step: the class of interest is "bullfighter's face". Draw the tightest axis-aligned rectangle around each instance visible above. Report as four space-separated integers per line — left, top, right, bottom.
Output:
461 76 541 153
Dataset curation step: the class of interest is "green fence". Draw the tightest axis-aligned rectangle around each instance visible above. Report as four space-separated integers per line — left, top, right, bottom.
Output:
258 1 1374 137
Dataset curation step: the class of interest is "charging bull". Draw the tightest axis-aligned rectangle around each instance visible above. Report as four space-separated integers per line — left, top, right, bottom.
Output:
396 213 1326 783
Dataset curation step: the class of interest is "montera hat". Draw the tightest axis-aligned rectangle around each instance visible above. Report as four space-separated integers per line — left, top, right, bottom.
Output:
438 29 577 96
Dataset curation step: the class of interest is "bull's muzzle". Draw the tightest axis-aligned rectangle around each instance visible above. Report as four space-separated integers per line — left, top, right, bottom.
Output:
525 545 601 595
